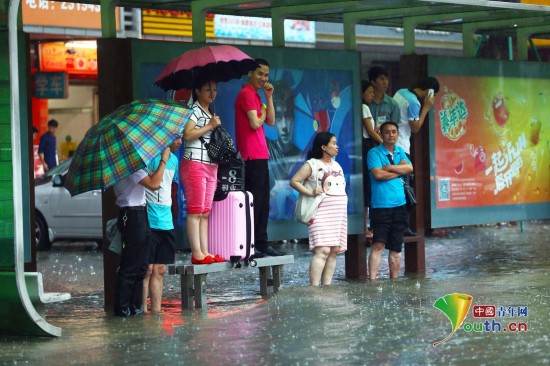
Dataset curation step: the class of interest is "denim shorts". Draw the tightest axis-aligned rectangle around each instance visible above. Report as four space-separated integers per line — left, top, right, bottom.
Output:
370 205 409 253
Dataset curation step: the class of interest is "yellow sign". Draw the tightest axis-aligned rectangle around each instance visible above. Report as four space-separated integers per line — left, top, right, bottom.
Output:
521 0 550 5
142 10 214 38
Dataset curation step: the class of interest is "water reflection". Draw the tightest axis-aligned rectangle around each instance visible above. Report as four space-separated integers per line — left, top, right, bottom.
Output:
0 221 549 364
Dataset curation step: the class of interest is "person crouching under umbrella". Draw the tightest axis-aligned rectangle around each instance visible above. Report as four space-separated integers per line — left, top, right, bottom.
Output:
113 147 171 317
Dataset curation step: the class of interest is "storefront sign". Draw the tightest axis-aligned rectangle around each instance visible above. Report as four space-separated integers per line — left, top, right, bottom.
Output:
33 72 69 99
38 42 98 76
214 14 315 43
22 1 119 30
142 10 215 37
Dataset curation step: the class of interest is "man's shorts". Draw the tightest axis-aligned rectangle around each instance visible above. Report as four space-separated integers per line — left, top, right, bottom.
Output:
148 229 176 265
370 205 409 253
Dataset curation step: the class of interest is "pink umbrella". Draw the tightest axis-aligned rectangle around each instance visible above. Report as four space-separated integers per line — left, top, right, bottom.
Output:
154 45 258 91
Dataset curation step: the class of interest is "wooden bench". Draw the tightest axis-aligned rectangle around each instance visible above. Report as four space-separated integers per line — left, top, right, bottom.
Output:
168 255 295 309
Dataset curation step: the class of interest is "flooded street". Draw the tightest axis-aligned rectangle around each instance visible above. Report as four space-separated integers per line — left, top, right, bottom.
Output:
1 220 549 365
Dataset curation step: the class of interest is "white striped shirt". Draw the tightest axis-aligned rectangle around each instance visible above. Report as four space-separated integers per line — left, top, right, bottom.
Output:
183 102 215 165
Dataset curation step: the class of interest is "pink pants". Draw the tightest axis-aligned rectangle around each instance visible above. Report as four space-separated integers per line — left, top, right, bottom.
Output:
180 158 218 214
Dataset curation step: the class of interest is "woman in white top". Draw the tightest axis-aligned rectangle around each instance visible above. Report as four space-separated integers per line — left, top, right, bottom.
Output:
290 132 348 286
180 77 225 265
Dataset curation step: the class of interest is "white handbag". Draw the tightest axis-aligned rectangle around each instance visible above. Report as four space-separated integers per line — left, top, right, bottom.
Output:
294 159 326 224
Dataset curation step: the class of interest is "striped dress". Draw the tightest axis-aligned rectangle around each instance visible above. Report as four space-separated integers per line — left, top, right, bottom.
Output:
306 159 348 253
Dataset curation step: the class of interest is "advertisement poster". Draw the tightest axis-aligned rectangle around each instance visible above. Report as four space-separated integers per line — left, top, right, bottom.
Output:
433 75 550 209
213 68 356 222
137 42 361 243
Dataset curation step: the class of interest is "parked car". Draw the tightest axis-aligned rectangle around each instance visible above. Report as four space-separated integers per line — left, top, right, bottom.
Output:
34 158 103 251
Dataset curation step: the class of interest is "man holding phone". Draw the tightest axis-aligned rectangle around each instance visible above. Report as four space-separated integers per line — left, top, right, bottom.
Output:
234 58 285 257
393 77 440 156
393 76 440 236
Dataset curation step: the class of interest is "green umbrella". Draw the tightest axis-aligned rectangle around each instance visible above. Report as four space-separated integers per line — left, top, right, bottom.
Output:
65 98 192 196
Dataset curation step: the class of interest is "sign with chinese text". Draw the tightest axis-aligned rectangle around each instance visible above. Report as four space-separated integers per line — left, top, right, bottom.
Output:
434 75 549 209
214 14 315 43
33 72 68 99
22 1 120 30
38 42 98 76
142 10 214 37
427 55 550 228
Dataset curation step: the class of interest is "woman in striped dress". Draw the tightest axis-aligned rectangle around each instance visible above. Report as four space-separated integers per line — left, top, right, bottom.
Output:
290 132 348 286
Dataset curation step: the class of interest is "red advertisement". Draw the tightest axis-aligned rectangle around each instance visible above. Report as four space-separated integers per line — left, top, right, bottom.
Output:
433 75 550 208
38 42 98 76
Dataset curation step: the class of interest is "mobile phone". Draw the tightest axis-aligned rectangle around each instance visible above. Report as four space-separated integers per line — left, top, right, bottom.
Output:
428 89 434 99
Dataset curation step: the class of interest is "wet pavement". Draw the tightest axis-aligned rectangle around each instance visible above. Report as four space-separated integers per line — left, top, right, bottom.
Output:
1 220 549 365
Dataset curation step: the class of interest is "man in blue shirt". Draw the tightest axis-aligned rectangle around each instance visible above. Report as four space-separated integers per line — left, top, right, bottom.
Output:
38 119 58 172
367 122 413 280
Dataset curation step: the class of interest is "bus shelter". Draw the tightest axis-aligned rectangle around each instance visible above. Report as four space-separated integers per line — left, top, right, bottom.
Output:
1 0 549 337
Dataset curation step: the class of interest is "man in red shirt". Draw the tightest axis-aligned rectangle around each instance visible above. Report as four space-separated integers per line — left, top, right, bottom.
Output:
234 58 285 257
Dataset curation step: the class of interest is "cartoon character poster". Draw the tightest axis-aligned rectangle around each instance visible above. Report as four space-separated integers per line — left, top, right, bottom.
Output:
141 50 361 243
213 68 356 221
433 75 550 209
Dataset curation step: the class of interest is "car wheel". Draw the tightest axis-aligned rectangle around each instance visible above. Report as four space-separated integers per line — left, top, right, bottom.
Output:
36 215 52 251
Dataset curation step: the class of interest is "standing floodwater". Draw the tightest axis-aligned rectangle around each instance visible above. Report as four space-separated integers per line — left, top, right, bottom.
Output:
1 221 549 365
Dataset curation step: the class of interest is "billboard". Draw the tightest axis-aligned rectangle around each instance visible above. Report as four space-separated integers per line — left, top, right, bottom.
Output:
214 14 315 43
429 56 550 227
22 1 119 30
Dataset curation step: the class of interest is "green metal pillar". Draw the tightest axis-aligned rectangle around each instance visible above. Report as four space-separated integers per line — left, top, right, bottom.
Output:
100 0 118 38
342 13 357 51
0 0 61 337
191 0 248 44
191 0 207 44
403 18 416 55
517 25 550 61
271 8 285 47
462 25 476 57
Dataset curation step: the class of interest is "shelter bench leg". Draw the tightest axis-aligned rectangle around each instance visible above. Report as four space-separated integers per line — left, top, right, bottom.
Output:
271 265 282 293
181 273 194 309
194 274 208 309
259 267 269 296
259 265 283 296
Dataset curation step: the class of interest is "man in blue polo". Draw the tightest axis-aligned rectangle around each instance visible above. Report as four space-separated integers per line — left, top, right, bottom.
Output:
367 121 413 280
38 119 59 172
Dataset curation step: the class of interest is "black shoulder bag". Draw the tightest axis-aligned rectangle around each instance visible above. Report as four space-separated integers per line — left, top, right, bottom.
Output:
199 125 237 165
387 154 416 211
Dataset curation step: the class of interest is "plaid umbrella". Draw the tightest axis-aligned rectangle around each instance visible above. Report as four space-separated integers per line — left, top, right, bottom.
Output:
65 98 192 196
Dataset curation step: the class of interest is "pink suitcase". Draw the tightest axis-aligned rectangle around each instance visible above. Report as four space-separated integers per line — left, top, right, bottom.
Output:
208 191 255 267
